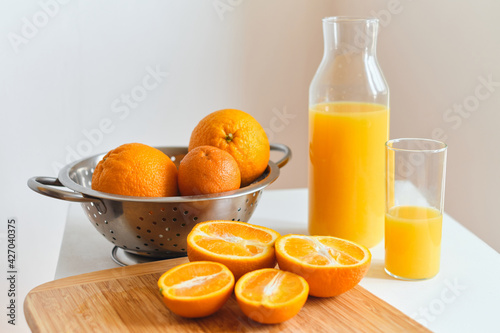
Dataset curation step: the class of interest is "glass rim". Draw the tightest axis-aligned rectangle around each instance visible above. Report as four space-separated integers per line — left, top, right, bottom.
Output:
322 16 378 24
386 138 448 153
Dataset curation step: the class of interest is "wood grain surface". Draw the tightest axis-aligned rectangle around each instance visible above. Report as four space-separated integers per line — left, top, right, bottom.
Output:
24 257 430 333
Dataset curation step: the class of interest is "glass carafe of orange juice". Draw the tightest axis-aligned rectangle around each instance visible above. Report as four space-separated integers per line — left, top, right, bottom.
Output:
308 17 389 248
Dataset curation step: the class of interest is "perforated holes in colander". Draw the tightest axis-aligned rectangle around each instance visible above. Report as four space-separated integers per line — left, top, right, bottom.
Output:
88 168 94 187
134 206 177 253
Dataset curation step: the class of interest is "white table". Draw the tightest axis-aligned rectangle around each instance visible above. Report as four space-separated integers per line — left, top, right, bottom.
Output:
40 189 500 332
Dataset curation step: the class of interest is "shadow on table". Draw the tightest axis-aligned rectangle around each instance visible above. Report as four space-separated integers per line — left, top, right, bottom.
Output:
365 259 394 280
250 218 308 236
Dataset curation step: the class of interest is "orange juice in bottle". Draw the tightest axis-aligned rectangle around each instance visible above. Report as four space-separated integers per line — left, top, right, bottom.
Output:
309 102 389 247
308 17 389 248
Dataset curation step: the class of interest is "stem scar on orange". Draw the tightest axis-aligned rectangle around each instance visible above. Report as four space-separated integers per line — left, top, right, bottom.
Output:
91 143 178 197
188 109 270 187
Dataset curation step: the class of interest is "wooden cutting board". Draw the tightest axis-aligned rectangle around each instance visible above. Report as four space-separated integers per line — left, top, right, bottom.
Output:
24 257 429 333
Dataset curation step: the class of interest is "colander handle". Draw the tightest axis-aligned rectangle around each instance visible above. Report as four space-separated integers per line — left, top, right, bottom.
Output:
28 176 106 213
270 143 291 168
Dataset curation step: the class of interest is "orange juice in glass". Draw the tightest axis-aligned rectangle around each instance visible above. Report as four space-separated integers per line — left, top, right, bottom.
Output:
385 139 447 280
308 102 389 247
385 206 442 279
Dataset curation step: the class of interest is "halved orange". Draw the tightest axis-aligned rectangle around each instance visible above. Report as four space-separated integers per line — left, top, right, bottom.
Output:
187 221 280 280
157 261 234 318
275 235 371 297
235 268 309 324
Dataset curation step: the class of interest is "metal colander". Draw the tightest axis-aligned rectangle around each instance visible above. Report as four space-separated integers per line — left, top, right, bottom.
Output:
28 144 290 259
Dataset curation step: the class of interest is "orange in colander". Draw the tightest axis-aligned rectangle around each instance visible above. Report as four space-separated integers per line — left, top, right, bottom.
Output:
91 143 178 197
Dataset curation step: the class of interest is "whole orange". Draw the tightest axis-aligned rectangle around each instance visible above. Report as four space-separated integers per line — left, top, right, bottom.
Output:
188 109 270 187
178 146 240 196
91 143 178 197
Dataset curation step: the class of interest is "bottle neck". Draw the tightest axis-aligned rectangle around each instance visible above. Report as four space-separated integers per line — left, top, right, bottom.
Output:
310 17 388 106
322 17 378 58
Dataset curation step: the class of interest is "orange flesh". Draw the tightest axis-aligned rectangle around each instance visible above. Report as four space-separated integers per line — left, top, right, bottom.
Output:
283 236 365 266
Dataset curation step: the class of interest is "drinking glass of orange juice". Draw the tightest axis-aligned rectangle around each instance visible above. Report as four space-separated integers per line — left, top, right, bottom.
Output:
385 138 447 280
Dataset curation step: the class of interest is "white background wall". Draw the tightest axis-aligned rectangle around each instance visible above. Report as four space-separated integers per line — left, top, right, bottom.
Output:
0 1 498 331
